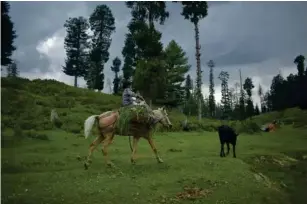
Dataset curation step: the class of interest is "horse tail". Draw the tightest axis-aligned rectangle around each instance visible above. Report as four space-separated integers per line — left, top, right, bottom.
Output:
129 136 133 152
84 115 99 139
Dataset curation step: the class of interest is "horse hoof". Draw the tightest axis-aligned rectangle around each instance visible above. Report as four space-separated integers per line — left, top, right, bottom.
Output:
157 158 164 163
131 159 136 164
107 162 114 167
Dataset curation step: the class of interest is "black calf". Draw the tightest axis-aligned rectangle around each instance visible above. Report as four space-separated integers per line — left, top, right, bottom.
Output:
217 125 239 158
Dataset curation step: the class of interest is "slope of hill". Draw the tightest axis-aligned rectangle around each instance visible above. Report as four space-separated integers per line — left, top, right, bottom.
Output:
1 77 122 134
1 77 307 139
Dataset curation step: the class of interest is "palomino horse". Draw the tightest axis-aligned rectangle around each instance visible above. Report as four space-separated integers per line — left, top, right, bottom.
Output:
83 107 172 169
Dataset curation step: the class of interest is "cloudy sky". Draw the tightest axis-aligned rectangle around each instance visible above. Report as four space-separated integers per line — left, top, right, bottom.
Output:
5 1 307 105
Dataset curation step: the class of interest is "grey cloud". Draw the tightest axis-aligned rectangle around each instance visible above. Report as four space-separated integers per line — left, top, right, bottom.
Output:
8 1 307 93
10 1 90 73
200 2 307 67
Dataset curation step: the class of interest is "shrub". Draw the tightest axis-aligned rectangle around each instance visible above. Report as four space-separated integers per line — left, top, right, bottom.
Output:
237 120 261 134
13 123 23 138
65 124 82 134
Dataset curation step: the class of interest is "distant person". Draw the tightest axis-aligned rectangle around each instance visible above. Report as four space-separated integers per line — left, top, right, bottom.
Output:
262 120 277 132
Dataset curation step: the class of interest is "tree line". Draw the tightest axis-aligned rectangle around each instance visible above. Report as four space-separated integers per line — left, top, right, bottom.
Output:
2 1 306 122
61 1 209 112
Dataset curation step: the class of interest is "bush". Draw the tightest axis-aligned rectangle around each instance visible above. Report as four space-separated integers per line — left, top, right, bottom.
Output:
237 120 261 134
13 123 24 138
65 124 82 134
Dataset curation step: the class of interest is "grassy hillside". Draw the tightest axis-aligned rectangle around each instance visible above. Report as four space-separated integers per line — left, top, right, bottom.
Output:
1 77 307 139
1 77 218 136
1 77 121 135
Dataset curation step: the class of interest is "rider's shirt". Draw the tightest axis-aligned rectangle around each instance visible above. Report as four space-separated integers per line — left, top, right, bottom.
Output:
122 88 137 106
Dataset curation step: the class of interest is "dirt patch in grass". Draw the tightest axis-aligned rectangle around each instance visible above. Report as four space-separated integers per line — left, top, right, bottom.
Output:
176 186 213 200
168 148 182 152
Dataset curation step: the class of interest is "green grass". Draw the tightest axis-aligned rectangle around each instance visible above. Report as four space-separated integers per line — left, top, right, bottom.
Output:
2 126 307 204
2 77 307 204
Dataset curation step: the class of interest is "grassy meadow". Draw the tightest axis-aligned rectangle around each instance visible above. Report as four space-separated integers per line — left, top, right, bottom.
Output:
2 77 307 204
2 127 307 204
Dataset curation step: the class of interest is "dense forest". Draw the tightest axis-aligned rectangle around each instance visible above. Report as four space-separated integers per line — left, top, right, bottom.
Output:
2 1 307 121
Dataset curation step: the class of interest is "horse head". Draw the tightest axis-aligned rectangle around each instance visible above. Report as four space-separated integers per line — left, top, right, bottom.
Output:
153 106 173 128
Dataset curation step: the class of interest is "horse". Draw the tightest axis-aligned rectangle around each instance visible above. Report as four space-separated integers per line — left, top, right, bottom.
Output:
83 106 172 169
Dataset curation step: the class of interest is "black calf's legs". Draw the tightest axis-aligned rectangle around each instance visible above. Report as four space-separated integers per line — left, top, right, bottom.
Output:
232 144 236 158
220 143 226 157
221 143 236 158
226 143 230 155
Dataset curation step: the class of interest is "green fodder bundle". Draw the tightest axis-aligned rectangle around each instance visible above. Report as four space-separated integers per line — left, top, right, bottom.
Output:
116 106 151 134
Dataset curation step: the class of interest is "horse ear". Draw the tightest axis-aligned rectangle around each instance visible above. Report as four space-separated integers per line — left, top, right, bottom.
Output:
162 106 165 110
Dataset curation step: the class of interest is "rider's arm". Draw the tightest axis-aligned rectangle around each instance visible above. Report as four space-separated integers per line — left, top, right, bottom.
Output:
126 88 137 97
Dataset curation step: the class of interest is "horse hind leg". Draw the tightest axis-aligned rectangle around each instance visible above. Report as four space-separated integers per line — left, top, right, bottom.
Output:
84 135 103 170
101 133 114 166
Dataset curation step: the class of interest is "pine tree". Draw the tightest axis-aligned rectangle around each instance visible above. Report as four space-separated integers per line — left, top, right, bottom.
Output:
122 1 169 87
294 55 305 77
127 2 169 106
218 71 231 119
294 55 306 109
207 60 215 118
122 33 136 84
185 74 193 100
180 1 208 121
243 77 255 117
1 1 17 66
258 84 264 112
163 40 190 107
239 69 246 120
111 57 121 95
269 74 285 111
62 17 89 87
87 5 115 91
126 2 169 30
7 60 19 77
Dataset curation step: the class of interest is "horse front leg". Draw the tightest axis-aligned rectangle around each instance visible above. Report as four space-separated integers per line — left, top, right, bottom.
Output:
131 136 140 164
147 137 163 163
84 136 103 170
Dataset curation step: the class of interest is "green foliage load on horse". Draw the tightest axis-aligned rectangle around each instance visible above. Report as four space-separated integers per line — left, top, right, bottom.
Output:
116 105 155 135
